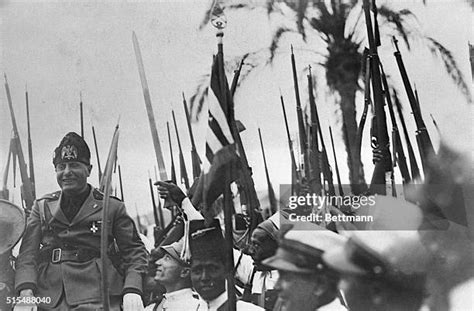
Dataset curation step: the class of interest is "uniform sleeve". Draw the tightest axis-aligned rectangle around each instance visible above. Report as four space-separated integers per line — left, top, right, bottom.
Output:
15 200 42 293
181 198 204 220
112 202 149 295
234 249 254 285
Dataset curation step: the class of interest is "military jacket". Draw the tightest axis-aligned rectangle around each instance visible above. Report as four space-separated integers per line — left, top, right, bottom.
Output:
15 186 148 308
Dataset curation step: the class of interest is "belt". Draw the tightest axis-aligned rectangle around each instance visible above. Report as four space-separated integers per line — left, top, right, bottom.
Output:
38 247 100 264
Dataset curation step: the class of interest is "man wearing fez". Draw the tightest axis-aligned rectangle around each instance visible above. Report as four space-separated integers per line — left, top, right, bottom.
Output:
14 132 148 310
145 239 200 311
323 230 430 311
189 219 263 311
262 224 347 311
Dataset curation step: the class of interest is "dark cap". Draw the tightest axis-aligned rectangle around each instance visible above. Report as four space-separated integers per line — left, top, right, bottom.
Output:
262 224 346 274
189 219 226 263
53 132 91 166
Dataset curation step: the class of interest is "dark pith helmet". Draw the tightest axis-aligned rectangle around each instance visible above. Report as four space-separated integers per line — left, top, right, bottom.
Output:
53 132 91 166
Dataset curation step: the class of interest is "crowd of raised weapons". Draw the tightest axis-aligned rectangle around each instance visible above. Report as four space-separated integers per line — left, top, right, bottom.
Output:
1 1 473 310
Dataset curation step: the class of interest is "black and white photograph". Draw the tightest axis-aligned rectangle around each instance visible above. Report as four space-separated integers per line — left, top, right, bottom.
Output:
1 0 473 310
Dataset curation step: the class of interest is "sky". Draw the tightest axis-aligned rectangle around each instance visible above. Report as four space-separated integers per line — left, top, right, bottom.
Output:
0 0 472 224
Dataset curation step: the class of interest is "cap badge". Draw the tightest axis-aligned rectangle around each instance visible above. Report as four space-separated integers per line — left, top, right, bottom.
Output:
61 145 78 160
191 227 216 239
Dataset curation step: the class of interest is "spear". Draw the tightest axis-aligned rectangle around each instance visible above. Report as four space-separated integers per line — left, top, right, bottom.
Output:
100 122 120 311
132 32 167 181
172 110 190 190
280 93 300 195
92 125 103 181
258 128 277 217
4 74 35 210
182 93 202 179
329 126 344 196
25 84 35 198
166 122 177 184
80 92 84 138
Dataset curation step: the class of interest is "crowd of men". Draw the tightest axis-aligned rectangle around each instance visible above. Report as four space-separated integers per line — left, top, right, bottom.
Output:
0 130 473 311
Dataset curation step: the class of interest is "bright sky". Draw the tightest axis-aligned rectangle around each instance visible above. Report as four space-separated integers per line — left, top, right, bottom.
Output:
1 0 472 223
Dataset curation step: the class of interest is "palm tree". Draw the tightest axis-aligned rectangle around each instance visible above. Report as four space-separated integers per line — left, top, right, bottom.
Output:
191 0 472 194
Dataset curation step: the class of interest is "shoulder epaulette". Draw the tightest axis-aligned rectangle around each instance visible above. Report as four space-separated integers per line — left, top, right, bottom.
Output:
93 188 104 200
38 191 61 201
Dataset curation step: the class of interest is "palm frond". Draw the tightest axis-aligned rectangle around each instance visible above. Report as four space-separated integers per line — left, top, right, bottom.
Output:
269 27 294 62
189 73 210 120
378 6 417 50
425 37 473 104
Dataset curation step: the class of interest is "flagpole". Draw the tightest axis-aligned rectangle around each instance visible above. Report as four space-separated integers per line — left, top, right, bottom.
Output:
212 7 236 310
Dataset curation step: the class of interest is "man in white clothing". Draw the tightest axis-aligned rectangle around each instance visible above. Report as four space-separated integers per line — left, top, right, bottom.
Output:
145 240 200 311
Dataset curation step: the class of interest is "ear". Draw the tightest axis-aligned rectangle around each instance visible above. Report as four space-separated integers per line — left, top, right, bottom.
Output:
87 165 93 176
180 267 191 279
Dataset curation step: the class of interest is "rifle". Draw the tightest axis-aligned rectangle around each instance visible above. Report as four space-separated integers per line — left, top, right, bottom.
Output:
290 46 309 178
1 137 13 200
25 85 36 198
329 126 344 196
166 122 177 184
380 64 411 184
4 74 35 210
356 49 372 155
258 128 277 217
363 0 393 195
280 93 300 195
393 90 420 180
172 110 190 190
182 93 202 180
92 125 103 182
307 67 322 195
392 36 435 174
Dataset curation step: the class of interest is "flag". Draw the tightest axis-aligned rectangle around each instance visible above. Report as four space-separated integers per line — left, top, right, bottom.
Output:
191 49 240 218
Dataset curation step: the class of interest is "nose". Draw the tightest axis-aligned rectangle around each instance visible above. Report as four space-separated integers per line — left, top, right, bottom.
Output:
63 163 73 174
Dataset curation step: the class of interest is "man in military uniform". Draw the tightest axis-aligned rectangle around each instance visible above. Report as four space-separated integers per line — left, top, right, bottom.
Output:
188 219 263 311
323 230 430 311
14 132 148 310
262 224 347 311
145 239 200 311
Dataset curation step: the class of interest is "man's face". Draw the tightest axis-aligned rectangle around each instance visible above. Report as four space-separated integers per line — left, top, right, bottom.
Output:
154 253 186 286
55 161 91 194
275 270 320 311
249 228 278 263
191 258 226 301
